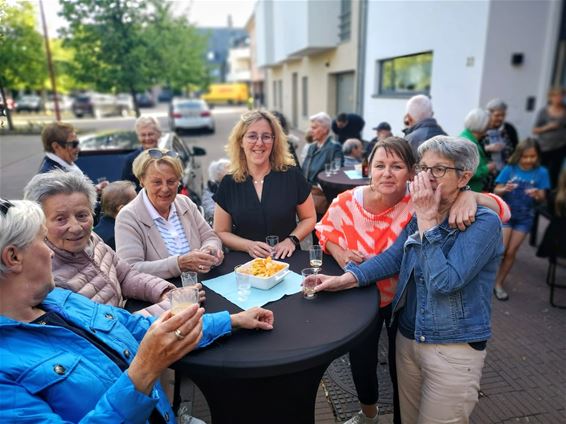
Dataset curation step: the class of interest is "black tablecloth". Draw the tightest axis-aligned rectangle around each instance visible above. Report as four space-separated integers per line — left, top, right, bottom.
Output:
173 251 379 379
317 167 369 202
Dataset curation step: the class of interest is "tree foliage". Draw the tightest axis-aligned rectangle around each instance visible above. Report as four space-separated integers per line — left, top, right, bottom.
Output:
59 0 209 99
0 0 47 91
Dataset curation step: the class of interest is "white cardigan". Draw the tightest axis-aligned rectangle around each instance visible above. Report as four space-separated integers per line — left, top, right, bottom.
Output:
115 192 222 279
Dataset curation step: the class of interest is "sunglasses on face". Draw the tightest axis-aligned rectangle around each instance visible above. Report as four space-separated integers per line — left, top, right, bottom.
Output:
147 149 179 159
0 198 14 216
57 140 80 149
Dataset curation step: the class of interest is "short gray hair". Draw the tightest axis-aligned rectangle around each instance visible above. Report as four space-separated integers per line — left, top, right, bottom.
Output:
418 135 479 173
464 108 490 133
208 158 230 183
23 170 97 211
343 138 362 155
486 98 507 112
309 112 332 130
406 95 433 122
135 116 161 134
0 200 45 277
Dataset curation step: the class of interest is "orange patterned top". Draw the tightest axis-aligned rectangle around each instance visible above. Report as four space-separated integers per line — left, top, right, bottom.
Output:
315 187 413 307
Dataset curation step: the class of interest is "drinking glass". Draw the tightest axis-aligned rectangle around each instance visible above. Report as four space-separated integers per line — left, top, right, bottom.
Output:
234 265 251 301
324 163 332 177
265 235 279 257
309 244 323 270
301 268 319 299
169 287 199 315
332 158 341 174
180 271 198 287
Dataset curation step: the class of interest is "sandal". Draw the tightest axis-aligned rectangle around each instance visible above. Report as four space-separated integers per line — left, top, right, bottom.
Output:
494 287 509 301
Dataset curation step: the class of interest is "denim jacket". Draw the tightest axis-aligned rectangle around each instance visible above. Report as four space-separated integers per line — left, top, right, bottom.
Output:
0 288 231 423
345 207 503 344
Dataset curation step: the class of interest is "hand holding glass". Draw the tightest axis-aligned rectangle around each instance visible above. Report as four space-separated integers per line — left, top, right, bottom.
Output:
170 287 200 315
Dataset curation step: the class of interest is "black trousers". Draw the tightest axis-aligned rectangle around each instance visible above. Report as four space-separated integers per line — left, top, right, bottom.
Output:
541 145 566 189
349 302 401 424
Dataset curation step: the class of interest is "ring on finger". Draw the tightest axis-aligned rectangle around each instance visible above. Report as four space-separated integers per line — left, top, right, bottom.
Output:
174 329 185 340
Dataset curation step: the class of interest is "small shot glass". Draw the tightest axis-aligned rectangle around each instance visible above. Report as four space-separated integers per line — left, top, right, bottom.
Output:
309 244 323 270
234 265 251 301
301 268 319 300
180 271 198 287
169 286 199 315
265 235 279 257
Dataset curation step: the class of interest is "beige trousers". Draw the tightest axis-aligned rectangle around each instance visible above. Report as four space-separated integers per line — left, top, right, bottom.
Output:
396 333 487 424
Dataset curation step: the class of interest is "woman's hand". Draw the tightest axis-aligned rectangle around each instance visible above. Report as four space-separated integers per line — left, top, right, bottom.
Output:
449 190 477 230
410 171 441 233
200 246 224 266
231 307 274 330
309 272 358 293
128 304 204 395
273 238 295 259
335 248 365 269
178 250 218 273
525 188 544 202
247 241 272 258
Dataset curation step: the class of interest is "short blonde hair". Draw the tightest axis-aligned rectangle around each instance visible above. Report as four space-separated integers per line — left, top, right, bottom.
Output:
226 110 295 183
132 148 183 181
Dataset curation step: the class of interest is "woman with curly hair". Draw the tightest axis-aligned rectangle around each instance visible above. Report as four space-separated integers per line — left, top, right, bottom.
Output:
214 110 316 259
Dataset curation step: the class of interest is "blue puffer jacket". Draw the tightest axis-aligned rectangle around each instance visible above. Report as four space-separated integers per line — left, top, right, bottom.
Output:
346 207 503 344
0 288 231 423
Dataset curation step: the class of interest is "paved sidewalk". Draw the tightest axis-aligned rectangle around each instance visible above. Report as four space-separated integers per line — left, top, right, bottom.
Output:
192 218 566 423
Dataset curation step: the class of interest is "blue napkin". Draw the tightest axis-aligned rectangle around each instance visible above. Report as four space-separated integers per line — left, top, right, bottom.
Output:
344 169 364 180
202 270 303 309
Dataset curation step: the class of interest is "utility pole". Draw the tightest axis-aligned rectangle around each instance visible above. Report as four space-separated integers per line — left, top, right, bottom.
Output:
39 0 60 122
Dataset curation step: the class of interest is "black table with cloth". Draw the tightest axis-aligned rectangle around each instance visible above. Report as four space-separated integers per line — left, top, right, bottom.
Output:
166 251 379 424
317 166 369 203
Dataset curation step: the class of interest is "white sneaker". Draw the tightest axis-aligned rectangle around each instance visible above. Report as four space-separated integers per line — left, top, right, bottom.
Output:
177 414 206 424
343 410 379 424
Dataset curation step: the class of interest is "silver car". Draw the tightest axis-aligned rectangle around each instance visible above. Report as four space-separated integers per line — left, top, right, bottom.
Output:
169 98 215 134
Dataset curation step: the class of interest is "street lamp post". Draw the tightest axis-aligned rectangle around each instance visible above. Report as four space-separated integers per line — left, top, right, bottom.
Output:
39 0 60 122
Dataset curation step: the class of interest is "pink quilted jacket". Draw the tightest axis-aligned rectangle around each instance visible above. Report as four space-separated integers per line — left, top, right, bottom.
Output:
49 233 175 316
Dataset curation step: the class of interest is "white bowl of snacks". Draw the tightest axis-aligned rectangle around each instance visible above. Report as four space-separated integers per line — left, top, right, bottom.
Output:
235 257 290 290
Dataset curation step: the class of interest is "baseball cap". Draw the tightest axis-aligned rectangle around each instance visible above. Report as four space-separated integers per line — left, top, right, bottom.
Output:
373 122 391 131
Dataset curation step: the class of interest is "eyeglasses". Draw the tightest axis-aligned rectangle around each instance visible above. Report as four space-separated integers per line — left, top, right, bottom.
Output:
57 140 80 149
244 133 274 144
414 164 463 178
147 148 179 159
0 198 14 216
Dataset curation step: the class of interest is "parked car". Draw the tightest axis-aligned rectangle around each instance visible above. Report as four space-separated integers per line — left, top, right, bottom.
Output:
45 94 73 113
76 130 206 202
169 98 215 134
15 95 44 113
135 92 156 108
158 88 174 103
116 94 134 114
72 93 131 118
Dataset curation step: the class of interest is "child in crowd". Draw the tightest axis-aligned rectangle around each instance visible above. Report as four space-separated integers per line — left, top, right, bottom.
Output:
93 180 137 250
493 139 551 301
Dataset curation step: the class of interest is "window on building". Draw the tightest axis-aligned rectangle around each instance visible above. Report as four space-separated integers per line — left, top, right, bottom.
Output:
302 76 308 117
378 51 433 96
339 0 351 42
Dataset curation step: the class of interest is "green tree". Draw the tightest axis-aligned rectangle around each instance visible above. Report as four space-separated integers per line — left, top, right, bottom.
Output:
59 0 208 116
0 0 47 129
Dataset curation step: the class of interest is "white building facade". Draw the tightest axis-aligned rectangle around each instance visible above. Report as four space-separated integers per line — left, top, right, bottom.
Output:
362 0 563 141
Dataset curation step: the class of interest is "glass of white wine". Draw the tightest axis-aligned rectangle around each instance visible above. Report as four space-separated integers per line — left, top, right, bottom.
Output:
309 244 323 270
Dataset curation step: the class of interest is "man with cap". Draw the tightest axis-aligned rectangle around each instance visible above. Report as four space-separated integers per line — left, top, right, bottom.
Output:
365 121 392 157
332 112 365 144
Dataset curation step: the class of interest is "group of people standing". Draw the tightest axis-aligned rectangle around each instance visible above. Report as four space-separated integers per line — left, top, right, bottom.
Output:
1 88 564 423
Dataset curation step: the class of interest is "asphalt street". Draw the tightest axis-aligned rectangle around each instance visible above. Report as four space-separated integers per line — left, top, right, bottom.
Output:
0 105 249 200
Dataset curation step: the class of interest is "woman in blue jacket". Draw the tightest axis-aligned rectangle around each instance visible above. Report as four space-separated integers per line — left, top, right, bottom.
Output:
0 199 274 423
309 135 504 424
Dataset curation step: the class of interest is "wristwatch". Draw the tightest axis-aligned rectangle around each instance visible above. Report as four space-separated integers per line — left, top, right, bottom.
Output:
288 234 300 248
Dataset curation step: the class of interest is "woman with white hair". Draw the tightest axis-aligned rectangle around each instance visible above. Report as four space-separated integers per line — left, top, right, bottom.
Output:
202 158 230 223
460 108 495 191
485 98 519 171
23 170 175 317
121 116 162 190
309 135 504 424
